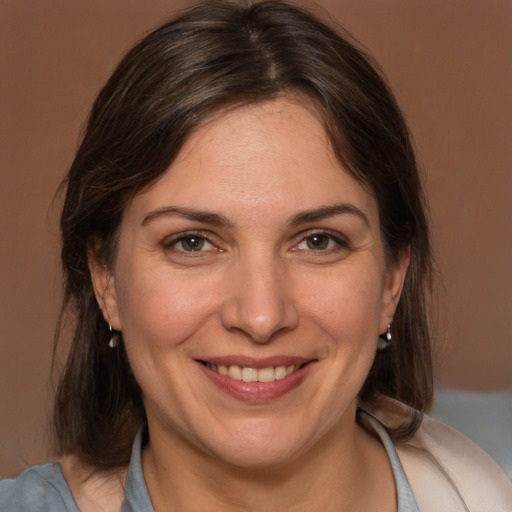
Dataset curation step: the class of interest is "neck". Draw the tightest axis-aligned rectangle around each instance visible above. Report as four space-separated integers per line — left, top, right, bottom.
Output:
142 408 395 512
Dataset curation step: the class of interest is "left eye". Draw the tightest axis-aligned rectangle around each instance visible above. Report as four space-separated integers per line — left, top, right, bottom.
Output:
296 233 342 251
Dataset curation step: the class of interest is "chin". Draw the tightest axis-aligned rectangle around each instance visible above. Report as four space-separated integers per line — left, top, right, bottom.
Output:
201 421 314 469
213 443 301 470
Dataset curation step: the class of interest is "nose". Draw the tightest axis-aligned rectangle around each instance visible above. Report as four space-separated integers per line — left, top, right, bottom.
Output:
220 253 299 343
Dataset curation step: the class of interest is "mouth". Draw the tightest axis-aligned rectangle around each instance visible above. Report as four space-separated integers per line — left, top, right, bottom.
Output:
196 358 316 402
200 362 305 383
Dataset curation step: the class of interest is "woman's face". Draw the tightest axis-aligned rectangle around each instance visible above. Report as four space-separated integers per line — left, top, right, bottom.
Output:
92 98 408 468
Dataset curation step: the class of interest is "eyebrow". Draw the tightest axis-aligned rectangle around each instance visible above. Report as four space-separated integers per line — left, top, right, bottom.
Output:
141 206 233 228
288 203 370 228
141 202 369 229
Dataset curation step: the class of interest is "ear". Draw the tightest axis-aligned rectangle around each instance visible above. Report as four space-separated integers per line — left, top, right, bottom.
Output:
87 244 122 331
379 245 410 333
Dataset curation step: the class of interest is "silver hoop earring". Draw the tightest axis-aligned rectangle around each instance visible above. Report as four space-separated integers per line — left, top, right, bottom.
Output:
108 324 119 348
377 324 392 350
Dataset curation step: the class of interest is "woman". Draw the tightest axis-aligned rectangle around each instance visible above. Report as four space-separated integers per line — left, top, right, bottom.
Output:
1 1 510 510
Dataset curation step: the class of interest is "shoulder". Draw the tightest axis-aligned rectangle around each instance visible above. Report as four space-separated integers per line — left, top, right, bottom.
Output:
0 456 127 512
399 413 512 511
60 454 127 512
367 397 512 511
0 462 78 511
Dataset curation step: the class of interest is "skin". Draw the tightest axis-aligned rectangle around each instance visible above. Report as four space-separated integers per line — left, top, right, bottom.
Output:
88 98 409 511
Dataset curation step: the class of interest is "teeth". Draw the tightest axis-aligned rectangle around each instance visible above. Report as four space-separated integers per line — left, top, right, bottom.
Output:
258 367 276 383
242 367 258 382
275 366 287 380
206 363 301 382
228 365 242 380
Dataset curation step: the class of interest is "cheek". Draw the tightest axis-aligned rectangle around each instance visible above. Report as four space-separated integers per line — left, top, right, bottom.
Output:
115 265 221 350
300 263 385 341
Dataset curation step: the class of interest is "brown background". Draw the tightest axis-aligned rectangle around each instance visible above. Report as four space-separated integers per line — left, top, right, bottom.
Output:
1 0 511 478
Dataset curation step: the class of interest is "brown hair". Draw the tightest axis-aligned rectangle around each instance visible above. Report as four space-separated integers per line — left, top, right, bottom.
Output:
55 0 433 469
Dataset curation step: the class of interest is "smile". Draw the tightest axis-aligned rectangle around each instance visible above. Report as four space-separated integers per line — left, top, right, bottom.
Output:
203 362 302 383
196 357 316 402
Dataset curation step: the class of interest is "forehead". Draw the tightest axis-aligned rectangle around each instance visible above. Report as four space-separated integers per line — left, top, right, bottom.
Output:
175 98 330 172
128 98 377 224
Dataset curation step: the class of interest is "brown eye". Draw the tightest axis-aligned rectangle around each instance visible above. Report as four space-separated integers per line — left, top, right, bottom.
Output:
179 236 206 252
167 233 216 253
294 231 349 253
305 234 331 250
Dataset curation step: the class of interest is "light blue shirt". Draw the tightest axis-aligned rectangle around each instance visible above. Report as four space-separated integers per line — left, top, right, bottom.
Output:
0 412 419 511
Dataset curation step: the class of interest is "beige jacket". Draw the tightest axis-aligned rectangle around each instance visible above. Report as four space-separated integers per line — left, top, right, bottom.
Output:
62 398 512 511
366 398 512 511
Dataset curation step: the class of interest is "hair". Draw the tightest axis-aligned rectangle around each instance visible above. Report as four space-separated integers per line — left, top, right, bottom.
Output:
54 0 433 469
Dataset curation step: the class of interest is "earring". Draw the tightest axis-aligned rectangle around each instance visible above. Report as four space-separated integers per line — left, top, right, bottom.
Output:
108 324 119 348
377 324 392 350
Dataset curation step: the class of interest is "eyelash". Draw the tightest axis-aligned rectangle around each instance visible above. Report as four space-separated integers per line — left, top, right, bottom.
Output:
293 230 350 253
164 231 218 254
163 229 349 256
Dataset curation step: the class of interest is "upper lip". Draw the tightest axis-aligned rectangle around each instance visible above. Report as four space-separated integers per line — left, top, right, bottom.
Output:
196 356 316 369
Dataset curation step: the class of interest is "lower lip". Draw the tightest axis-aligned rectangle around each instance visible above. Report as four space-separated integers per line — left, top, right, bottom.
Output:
196 361 315 402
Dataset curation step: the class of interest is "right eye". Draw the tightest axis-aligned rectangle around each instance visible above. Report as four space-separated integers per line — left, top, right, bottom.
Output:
167 233 216 253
